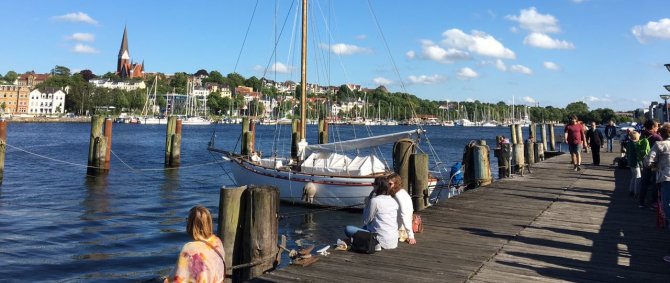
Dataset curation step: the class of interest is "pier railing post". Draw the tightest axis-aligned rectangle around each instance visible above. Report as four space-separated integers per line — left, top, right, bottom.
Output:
0 119 7 184
410 153 429 211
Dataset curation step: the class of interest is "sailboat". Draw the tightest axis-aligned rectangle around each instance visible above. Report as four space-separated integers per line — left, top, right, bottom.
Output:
139 76 167 125
208 0 444 208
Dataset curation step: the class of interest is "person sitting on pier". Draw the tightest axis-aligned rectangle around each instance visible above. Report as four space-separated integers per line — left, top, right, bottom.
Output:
166 206 225 283
345 177 399 251
387 173 417 245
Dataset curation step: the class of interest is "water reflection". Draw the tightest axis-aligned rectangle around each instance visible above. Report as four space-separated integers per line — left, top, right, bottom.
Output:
82 175 110 217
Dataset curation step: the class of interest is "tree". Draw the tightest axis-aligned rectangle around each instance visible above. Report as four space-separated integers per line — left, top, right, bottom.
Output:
102 72 121 81
565 101 589 120
227 72 246 88
194 69 209 77
51 65 71 77
170 72 189 94
4 71 18 84
0 102 5 112
244 76 262 91
79 69 96 81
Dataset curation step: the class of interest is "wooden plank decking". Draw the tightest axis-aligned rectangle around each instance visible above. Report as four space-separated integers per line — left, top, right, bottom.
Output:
252 151 670 282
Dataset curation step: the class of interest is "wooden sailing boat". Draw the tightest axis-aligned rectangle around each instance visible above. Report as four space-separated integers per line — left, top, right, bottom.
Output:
208 0 439 207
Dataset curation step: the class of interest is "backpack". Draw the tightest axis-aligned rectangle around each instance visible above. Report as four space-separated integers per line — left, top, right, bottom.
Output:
351 230 378 254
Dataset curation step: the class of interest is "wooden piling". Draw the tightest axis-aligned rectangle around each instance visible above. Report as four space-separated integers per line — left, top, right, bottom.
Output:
393 139 416 191
474 140 492 186
498 143 512 179
525 139 535 165
549 123 556 151
218 186 247 283
241 117 250 156
249 119 256 153
0 119 7 184
318 118 328 144
410 153 429 211
242 185 279 280
541 123 548 152
516 124 524 144
529 123 537 142
291 119 299 159
509 125 517 145
513 143 525 174
164 116 176 165
169 119 182 167
87 115 108 175
104 118 112 169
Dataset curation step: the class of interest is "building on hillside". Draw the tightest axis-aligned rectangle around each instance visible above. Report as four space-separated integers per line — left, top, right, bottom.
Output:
116 26 145 79
0 85 31 114
16 72 51 87
89 78 146 91
205 83 232 98
28 88 66 115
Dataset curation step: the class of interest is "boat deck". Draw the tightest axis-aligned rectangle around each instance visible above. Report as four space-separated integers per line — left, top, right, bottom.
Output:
252 151 670 282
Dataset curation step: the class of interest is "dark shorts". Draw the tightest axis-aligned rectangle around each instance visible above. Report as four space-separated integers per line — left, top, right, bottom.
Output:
569 143 582 154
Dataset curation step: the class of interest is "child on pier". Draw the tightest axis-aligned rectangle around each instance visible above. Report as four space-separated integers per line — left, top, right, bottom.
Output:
165 206 225 283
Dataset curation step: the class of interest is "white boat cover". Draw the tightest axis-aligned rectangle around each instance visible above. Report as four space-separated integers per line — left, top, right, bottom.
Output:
301 152 387 176
304 129 422 154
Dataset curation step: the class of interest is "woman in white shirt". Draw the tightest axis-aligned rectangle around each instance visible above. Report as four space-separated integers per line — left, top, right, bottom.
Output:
388 173 417 245
345 177 399 250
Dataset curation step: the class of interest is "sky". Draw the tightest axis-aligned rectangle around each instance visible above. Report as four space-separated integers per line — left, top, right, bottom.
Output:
2 0 670 111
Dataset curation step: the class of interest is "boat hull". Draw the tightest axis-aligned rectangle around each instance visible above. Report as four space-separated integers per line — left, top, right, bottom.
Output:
227 158 436 208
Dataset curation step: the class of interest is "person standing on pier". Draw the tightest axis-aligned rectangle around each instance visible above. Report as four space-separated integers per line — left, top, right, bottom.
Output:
387 173 416 245
564 115 586 171
644 123 670 230
626 131 643 197
166 206 225 283
639 120 661 208
586 121 604 166
605 120 617 152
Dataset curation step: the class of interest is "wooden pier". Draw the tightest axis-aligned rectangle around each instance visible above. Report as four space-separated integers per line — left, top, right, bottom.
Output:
252 151 670 282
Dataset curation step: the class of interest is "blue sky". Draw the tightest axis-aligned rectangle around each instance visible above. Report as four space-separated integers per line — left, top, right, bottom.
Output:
2 0 670 111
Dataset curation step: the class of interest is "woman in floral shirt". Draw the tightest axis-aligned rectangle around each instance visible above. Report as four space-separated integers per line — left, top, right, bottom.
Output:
166 206 225 283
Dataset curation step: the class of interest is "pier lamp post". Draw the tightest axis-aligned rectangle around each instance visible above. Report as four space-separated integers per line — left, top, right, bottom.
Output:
661 93 670 123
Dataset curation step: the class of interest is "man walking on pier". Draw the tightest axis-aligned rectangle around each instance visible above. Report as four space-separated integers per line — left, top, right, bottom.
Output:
605 120 617 152
565 115 586 171
586 121 604 166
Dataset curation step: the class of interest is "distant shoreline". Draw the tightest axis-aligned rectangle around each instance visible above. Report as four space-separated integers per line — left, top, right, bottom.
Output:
3 116 91 123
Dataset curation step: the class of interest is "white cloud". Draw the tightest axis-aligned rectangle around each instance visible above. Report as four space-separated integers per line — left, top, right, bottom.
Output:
373 77 393 85
543 61 560 70
53 12 98 25
320 43 370 55
419 40 469 63
457 67 479 80
407 74 445 85
441 28 516 59
253 62 292 74
72 44 99 54
632 18 670 43
465 98 476 103
524 33 575 49
495 59 507 71
66 32 95 42
572 0 586 3
582 95 612 103
356 34 367 40
506 7 560 33
510 64 533 75
406 50 416 60
522 96 537 104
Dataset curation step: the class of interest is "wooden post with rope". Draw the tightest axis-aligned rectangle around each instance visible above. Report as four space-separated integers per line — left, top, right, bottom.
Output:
87 115 109 175
219 185 279 282
0 119 7 184
410 153 428 211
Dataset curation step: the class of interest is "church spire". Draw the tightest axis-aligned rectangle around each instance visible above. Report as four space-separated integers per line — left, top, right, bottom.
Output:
119 25 129 58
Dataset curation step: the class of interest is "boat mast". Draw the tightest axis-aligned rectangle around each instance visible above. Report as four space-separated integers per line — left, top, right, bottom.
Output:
299 0 308 141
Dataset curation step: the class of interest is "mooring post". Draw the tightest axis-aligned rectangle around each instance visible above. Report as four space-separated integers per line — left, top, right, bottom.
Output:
241 117 250 156
241 185 279 280
541 123 548 152
410 153 429 211
164 116 176 166
549 123 556 151
474 140 492 186
529 123 537 143
104 118 112 170
87 115 108 175
249 119 256 153
318 118 328 144
513 143 525 175
168 118 182 167
393 139 416 191
516 124 524 145
0 119 7 184
509 124 517 145
219 186 247 283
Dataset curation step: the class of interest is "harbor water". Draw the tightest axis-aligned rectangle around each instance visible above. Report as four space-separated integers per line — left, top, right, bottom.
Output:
0 122 546 282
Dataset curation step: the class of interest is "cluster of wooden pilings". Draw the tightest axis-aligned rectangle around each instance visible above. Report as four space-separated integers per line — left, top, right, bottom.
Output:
496 123 557 179
393 139 429 211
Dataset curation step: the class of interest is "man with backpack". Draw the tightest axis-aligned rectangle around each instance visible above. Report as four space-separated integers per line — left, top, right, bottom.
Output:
639 120 661 208
586 121 605 166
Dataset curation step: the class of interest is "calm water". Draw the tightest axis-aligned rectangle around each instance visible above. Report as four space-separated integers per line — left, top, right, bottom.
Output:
0 122 526 282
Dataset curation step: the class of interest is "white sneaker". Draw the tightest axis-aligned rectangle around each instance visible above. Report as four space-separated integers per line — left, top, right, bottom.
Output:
374 244 382 251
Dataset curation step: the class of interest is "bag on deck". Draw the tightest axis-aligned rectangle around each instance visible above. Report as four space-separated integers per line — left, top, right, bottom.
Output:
412 214 423 233
351 231 378 254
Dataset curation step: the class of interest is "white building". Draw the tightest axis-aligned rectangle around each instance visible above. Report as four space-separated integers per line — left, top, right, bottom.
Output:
89 78 146 91
28 88 66 115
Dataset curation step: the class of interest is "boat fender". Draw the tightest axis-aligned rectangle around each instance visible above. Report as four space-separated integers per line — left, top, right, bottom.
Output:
302 182 317 203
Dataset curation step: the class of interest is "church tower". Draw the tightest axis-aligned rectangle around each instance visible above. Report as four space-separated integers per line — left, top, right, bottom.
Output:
116 26 144 79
